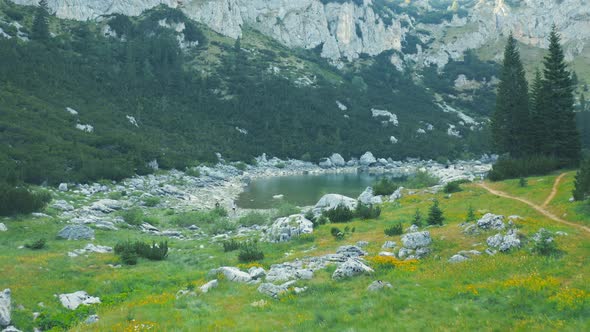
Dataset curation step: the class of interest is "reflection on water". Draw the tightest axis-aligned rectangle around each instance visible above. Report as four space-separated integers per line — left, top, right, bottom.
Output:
237 172 386 209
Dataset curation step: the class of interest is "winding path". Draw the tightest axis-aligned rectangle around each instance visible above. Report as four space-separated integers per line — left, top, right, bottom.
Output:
477 175 590 234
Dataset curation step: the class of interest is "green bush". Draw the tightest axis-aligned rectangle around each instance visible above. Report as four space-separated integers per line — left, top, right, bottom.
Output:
143 196 161 207
238 241 264 262
355 203 381 219
443 180 465 193
223 239 241 252
519 177 528 188
427 199 445 226
312 215 329 228
238 212 268 226
234 162 247 171
121 208 144 226
185 168 201 178
405 171 440 189
114 240 168 264
323 204 355 223
0 184 51 216
330 226 344 240
25 238 46 250
532 230 559 256
465 205 477 223
488 156 560 181
373 178 398 196
412 208 423 227
384 223 403 236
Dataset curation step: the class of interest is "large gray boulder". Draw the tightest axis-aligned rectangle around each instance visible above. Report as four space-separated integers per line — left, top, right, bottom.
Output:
318 158 333 169
257 281 296 299
336 245 367 258
58 183 68 192
389 187 404 202
0 224 6 232
332 258 374 280
52 200 74 211
199 280 218 293
329 153 346 167
357 187 382 205
477 213 505 230
359 152 377 166
267 214 313 242
212 267 252 283
401 231 432 249
59 291 100 310
57 225 95 240
487 229 521 252
312 194 357 216
89 199 124 214
0 289 10 327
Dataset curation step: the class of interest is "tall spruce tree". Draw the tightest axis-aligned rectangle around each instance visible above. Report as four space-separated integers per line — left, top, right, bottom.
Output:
530 69 551 155
542 26 581 164
32 0 50 41
573 157 590 201
491 33 530 157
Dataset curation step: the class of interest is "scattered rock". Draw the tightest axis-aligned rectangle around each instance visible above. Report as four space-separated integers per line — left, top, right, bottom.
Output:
58 183 68 192
336 245 367 258
318 158 333 169
69 244 112 257
199 280 218 293
401 231 432 249
359 152 377 166
251 299 268 308
58 291 100 310
85 315 99 324
312 194 357 216
329 153 346 167
52 200 74 211
357 187 383 205
356 241 369 247
89 199 124 213
487 229 521 252
378 251 395 257
0 289 10 327
248 267 266 280
367 280 393 292
477 213 505 230
267 214 313 242
332 258 374 280
448 254 469 263
389 187 404 202
382 241 396 249
212 267 252 283
407 224 419 233
0 224 6 232
532 228 554 244
257 281 296 299
57 225 95 240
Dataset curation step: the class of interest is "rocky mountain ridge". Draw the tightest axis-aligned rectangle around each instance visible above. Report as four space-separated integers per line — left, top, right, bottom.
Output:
10 0 590 67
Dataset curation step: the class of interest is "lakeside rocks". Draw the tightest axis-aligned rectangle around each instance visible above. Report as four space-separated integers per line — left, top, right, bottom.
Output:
0 289 10 327
57 225 95 240
58 291 100 310
359 152 377 166
267 214 313 242
312 194 357 216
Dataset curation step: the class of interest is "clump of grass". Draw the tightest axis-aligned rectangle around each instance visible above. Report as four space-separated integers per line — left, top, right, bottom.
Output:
355 202 381 219
273 202 300 218
114 240 169 264
121 208 144 226
323 204 354 223
373 178 398 195
143 196 161 207
384 223 403 236
330 226 354 240
223 239 241 252
238 241 264 262
25 238 46 250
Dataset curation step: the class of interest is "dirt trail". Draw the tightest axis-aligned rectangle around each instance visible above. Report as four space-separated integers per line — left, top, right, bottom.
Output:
543 173 567 208
478 179 590 234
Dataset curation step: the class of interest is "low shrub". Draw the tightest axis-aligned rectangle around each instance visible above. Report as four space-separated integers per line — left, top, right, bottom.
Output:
114 240 168 264
323 204 354 223
443 180 465 193
330 226 354 240
355 203 381 219
234 162 247 171
185 168 201 177
488 156 560 181
373 178 398 196
465 205 477 223
412 208 423 227
223 239 241 252
519 177 528 188
143 196 161 207
313 215 329 228
25 238 47 250
238 212 268 226
405 171 440 189
532 231 559 256
121 208 144 226
0 184 51 216
384 223 403 236
238 241 264 262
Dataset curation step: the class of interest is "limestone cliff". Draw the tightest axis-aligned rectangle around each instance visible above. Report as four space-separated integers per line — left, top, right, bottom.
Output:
10 0 590 65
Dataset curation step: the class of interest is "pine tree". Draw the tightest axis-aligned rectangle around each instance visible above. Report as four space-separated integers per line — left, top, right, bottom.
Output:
32 0 50 41
542 26 581 164
491 33 530 157
579 93 587 112
412 208 423 227
573 158 590 201
427 199 444 226
529 69 552 155
465 205 476 223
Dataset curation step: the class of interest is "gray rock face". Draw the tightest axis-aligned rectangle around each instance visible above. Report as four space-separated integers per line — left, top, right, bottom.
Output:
89 199 124 214
477 213 505 230
336 245 367 258
57 225 95 240
0 289 10 327
367 280 392 292
332 258 374 280
487 229 521 252
389 187 403 202
448 250 481 263
59 291 100 310
267 214 313 242
359 152 377 166
257 280 296 299
199 279 218 293
329 153 346 167
448 254 469 263
52 200 74 211
312 194 357 216
212 267 252 283
357 187 382 205
248 267 266 280
401 231 432 250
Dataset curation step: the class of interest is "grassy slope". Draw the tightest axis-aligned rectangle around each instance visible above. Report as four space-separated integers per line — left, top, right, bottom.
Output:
1 173 589 331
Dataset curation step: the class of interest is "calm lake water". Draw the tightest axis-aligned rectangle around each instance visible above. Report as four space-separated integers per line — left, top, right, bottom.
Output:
237 172 385 209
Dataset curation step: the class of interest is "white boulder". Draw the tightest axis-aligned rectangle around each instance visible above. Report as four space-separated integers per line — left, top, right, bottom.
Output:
267 214 313 242
58 183 68 191
359 152 377 166
213 267 252 283
477 213 505 230
0 224 6 232
312 194 357 216
58 291 100 310
0 289 10 327
199 280 218 293
401 231 432 250
332 258 374 280
329 153 346 167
